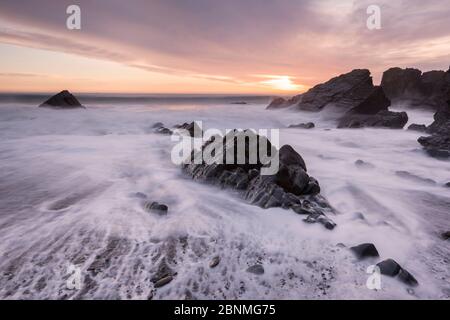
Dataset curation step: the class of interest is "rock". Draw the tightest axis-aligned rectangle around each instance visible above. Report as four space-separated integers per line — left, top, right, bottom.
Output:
418 102 450 158
182 130 336 230
39 90 85 109
395 171 436 185
445 182 450 188
338 110 408 129
350 243 380 259
174 121 203 138
289 122 315 129
354 160 375 169
153 275 173 288
209 256 220 268
246 264 264 275
381 67 450 109
376 259 418 287
377 259 402 277
408 124 427 132
296 69 374 112
144 201 168 215
152 122 164 129
441 231 450 240
155 127 173 135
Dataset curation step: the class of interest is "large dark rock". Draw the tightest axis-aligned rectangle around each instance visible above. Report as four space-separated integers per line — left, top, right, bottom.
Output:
350 243 380 259
266 70 406 129
297 69 374 112
182 130 336 230
381 67 450 109
337 86 408 129
376 259 418 287
39 90 85 109
418 102 450 158
338 110 408 129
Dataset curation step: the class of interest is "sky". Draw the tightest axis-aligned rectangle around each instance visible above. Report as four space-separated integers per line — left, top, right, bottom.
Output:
0 0 449 94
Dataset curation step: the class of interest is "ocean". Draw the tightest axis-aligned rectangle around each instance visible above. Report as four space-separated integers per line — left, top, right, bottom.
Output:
0 94 448 299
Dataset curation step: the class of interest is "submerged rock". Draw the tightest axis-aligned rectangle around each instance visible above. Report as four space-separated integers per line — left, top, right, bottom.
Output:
289 122 315 129
182 130 336 230
246 264 264 275
354 160 375 169
266 69 406 129
39 90 85 109
350 243 380 259
395 171 436 185
144 201 168 215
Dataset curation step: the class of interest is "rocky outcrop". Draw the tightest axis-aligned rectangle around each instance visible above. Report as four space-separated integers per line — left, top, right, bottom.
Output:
297 69 374 112
182 130 336 230
39 90 85 109
337 86 408 129
418 102 450 158
381 67 450 109
266 69 407 129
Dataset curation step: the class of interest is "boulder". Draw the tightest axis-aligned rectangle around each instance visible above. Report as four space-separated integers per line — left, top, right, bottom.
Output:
289 122 315 129
246 264 264 275
350 243 380 259
144 201 168 215
39 90 85 109
182 130 336 230
376 259 418 287
266 70 406 129
266 94 303 110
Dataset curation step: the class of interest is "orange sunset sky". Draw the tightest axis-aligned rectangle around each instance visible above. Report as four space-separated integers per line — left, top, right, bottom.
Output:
0 0 449 94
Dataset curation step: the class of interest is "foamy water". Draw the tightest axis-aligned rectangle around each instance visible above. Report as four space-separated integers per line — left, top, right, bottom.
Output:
0 100 449 299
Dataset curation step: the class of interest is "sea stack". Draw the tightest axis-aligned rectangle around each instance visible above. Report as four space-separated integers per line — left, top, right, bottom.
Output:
39 90 85 109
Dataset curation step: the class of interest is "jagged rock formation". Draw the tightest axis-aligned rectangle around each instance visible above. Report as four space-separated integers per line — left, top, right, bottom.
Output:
182 130 336 230
380 67 450 109
266 69 407 129
418 101 450 158
39 90 85 109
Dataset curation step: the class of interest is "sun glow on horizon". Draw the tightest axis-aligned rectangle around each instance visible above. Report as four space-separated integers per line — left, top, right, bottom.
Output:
258 75 305 92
